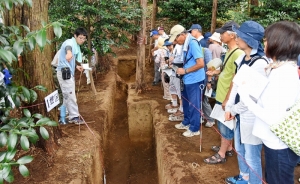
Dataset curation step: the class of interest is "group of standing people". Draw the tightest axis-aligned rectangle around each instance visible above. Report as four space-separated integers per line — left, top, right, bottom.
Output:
151 20 300 184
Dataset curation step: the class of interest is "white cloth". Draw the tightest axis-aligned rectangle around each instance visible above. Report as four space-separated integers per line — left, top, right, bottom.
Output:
238 62 300 149
226 54 269 145
51 50 60 67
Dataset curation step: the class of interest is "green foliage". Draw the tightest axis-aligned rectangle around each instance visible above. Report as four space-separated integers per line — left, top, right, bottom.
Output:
49 0 142 56
0 0 63 182
158 0 243 31
251 0 300 27
226 0 300 27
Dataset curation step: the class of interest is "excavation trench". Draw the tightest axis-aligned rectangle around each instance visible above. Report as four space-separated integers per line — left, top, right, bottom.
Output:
105 58 158 184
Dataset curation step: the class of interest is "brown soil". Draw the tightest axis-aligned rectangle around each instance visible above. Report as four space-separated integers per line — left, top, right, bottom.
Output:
13 42 300 184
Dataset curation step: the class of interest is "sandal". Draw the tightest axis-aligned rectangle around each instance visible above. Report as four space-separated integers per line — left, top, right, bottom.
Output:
211 146 234 157
203 153 226 164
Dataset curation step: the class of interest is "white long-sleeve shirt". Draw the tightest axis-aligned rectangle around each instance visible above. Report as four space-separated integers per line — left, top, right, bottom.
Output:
239 62 300 149
226 54 269 145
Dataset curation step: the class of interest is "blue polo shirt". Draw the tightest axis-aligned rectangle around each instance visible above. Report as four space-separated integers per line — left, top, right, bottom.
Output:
183 38 205 84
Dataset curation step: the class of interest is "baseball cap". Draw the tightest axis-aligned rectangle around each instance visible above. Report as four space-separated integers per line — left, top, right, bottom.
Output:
169 25 185 42
150 30 159 37
158 27 164 31
187 24 202 32
215 21 239 34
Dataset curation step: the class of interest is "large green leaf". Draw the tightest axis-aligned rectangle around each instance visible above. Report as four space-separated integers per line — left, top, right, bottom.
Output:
33 85 47 92
35 29 46 48
21 86 30 103
4 171 14 183
7 133 17 151
0 125 11 131
29 89 37 103
39 127 49 140
0 152 6 162
17 155 33 165
4 149 16 162
36 117 50 126
24 0 32 7
0 49 12 63
19 165 29 177
27 36 36 50
32 113 43 119
5 0 13 10
53 24 62 38
0 132 8 147
0 36 9 45
23 109 31 118
46 121 58 127
21 25 30 33
20 135 29 151
2 165 11 179
13 40 24 56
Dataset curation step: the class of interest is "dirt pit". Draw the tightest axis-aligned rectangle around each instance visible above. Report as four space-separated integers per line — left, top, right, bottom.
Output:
13 45 300 184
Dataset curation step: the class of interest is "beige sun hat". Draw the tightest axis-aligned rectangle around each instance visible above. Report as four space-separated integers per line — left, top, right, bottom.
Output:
169 25 185 42
157 37 166 49
209 32 221 43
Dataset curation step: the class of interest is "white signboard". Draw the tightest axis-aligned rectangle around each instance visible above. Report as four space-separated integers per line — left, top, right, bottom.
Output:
45 90 60 112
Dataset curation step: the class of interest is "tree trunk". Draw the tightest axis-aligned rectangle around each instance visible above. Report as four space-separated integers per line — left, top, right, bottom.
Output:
4 0 61 158
251 0 259 6
136 0 147 92
210 0 218 33
147 0 157 63
87 15 97 95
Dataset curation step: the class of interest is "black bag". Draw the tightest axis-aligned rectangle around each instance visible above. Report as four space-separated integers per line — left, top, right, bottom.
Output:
61 67 71 80
164 73 170 83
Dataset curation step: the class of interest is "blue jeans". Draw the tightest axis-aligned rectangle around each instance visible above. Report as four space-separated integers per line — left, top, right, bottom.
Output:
235 115 263 184
181 81 203 132
264 144 300 184
216 101 234 140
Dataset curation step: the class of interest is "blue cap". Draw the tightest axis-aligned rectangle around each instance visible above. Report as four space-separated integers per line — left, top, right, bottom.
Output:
187 24 202 32
163 41 173 46
2 69 12 85
232 21 264 49
150 30 159 37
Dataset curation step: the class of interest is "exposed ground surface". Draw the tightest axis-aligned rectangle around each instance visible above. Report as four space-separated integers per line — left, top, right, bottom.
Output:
13 44 300 184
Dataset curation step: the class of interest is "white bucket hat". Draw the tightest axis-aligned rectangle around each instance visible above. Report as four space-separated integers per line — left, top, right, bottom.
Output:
209 32 221 43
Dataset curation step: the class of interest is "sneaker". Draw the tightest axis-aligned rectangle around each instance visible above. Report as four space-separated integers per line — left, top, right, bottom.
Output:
169 114 184 122
167 108 178 114
69 117 84 125
59 120 67 125
182 130 200 137
163 96 172 100
205 121 215 127
225 175 248 184
175 122 189 130
165 104 178 109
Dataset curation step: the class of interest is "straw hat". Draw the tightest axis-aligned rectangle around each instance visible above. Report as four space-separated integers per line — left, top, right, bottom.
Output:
157 37 166 49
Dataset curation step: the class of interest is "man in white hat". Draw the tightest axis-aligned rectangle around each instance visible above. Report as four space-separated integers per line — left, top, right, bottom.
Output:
169 25 205 137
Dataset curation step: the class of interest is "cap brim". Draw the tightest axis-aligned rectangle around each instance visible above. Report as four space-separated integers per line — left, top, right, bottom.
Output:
232 25 258 49
215 28 226 34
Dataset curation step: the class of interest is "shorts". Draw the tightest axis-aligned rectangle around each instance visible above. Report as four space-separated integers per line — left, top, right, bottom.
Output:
216 101 234 140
